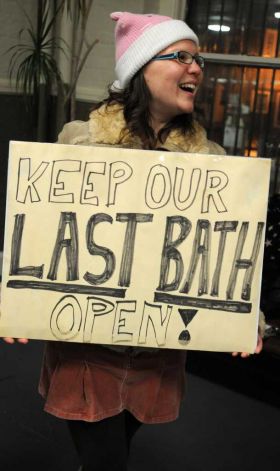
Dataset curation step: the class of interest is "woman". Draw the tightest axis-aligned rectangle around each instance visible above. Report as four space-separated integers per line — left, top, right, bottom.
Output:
5 11 264 471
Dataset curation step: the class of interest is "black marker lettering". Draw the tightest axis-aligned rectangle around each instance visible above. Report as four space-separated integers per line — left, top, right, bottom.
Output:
10 214 44 278
157 216 192 291
173 167 201 211
138 301 172 346
16 158 49 203
211 221 238 296
180 219 210 296
80 161 106 205
112 300 136 343
47 212 79 281
50 295 82 340
107 161 133 206
84 213 115 285
117 213 153 287
49 160 81 203
83 296 115 343
7 280 125 297
226 222 265 300
178 308 198 344
201 170 228 213
154 291 251 313
145 164 172 209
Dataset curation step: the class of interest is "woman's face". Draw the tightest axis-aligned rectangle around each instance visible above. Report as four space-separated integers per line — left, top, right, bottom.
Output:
143 39 203 130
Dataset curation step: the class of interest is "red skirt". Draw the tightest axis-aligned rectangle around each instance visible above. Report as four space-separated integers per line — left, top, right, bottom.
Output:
39 342 187 424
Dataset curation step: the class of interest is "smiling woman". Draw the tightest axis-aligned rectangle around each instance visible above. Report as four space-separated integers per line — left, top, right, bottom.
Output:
143 39 204 130
58 12 224 154
4 9 264 471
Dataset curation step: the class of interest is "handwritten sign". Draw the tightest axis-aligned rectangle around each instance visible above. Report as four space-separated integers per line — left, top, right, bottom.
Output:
0 141 271 352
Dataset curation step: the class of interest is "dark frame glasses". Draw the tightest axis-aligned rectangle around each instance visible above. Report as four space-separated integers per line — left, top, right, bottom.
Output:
152 51 205 69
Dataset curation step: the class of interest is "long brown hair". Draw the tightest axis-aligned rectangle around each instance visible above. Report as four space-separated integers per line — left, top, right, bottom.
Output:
96 68 194 150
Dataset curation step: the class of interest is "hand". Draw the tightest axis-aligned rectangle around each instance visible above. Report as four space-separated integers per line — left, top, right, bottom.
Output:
3 337 29 344
232 333 263 358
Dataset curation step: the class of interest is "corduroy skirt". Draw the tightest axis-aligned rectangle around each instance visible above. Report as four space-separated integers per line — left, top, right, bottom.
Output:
39 341 187 424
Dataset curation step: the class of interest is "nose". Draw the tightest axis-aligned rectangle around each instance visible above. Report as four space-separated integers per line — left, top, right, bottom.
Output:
187 59 203 75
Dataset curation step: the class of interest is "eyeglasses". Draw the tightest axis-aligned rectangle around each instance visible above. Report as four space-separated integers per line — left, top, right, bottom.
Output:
152 51 205 70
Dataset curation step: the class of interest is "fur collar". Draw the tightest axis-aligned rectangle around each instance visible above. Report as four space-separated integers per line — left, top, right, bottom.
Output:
88 104 224 154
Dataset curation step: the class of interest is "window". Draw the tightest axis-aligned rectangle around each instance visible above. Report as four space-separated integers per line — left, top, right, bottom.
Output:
186 0 280 193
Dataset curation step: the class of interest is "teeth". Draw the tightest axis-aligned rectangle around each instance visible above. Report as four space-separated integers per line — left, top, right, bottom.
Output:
180 83 196 91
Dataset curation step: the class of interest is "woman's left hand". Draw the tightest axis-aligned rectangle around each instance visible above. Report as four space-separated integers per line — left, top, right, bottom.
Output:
232 333 263 358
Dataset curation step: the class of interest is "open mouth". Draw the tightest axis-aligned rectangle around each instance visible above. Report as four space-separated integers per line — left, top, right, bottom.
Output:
179 83 196 93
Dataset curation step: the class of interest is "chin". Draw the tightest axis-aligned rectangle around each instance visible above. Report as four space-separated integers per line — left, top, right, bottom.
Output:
178 106 194 115
178 101 194 115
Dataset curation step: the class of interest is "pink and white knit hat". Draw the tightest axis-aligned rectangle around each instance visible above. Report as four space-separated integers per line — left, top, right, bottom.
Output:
110 11 199 90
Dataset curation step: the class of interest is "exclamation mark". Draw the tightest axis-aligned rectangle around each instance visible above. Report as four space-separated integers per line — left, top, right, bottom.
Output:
178 309 198 345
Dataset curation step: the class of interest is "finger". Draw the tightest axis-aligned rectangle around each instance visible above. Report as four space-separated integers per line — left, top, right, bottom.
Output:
255 335 263 354
241 352 250 358
232 351 250 358
3 337 29 344
3 337 15 344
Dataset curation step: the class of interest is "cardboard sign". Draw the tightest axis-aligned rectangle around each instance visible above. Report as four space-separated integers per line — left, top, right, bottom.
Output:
0 141 271 352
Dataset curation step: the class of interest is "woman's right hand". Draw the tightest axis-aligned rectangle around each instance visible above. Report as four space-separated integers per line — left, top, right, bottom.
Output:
3 337 29 344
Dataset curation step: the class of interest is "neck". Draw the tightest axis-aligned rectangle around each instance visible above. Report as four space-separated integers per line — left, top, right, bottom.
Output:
150 115 169 136
149 105 178 135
